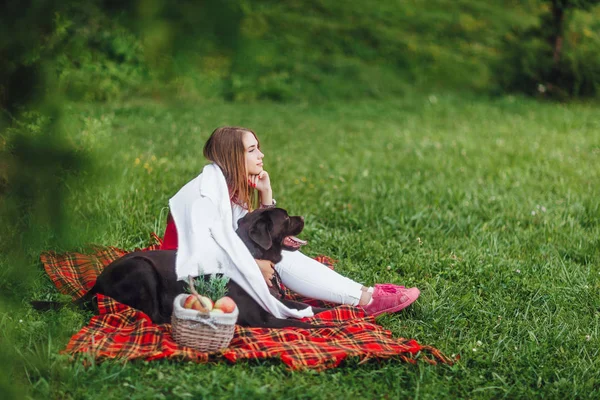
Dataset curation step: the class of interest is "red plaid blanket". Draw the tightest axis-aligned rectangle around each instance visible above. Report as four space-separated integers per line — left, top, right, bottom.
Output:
40 241 452 370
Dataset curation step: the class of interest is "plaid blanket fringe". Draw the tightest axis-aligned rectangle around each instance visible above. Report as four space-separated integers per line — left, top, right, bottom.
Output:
40 239 453 371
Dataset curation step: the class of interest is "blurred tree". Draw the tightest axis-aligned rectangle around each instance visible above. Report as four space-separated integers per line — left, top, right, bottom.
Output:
546 0 600 65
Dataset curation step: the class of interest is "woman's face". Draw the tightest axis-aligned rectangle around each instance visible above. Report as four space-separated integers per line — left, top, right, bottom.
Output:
243 131 264 176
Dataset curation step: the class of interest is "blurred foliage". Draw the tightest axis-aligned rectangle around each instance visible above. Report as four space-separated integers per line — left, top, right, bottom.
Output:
46 0 244 101
1 1 89 398
496 0 600 98
6 0 600 103
53 4 150 101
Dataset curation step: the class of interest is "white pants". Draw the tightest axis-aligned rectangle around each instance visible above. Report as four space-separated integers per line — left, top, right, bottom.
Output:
275 250 364 306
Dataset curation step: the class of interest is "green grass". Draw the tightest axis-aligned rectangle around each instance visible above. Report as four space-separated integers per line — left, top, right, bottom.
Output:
2 92 600 398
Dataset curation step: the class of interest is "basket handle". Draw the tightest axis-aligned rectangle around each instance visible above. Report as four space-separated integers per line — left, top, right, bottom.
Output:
188 275 199 296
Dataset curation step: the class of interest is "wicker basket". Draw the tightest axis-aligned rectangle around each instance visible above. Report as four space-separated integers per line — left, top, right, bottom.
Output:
171 293 239 353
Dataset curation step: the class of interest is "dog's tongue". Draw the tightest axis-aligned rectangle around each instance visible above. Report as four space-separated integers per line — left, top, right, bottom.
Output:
283 236 307 250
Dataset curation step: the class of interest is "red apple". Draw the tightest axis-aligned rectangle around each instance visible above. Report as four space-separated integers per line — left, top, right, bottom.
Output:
210 309 224 315
191 298 204 312
214 296 236 313
183 294 199 310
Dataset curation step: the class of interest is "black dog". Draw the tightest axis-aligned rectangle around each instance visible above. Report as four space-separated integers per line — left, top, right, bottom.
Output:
72 208 325 328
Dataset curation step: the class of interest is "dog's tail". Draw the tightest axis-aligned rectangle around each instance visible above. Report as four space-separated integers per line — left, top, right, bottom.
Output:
30 300 67 311
31 285 98 312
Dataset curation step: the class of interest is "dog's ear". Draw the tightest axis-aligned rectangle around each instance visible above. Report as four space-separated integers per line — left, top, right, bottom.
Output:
248 215 273 250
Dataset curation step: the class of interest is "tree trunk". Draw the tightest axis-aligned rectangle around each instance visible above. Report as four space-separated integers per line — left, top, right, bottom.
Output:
551 0 565 65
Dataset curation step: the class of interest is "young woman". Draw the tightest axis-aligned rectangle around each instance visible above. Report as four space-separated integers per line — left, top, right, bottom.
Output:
162 126 420 317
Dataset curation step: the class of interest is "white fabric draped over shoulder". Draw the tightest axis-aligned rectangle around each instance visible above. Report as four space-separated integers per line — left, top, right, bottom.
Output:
168 163 314 319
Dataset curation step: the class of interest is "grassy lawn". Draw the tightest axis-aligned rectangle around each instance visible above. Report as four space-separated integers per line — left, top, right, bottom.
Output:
3 92 599 399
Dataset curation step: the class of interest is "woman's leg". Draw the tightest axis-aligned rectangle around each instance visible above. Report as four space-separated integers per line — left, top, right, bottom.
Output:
275 250 421 315
275 250 365 305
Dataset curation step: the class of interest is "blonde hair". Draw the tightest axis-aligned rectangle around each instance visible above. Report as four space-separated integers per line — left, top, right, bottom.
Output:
203 126 259 211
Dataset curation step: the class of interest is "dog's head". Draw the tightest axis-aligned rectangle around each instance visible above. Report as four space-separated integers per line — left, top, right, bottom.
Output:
236 208 307 264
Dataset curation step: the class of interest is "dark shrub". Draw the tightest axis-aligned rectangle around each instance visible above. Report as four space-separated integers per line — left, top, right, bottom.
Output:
495 5 600 99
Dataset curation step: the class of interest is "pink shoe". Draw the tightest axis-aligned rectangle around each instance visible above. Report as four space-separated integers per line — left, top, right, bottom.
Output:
374 283 405 292
361 286 420 317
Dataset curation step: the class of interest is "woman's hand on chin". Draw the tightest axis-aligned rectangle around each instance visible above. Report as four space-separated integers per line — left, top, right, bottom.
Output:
249 170 271 193
250 171 273 205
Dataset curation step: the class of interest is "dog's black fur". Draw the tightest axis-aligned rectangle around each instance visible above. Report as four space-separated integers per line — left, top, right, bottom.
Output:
72 208 326 328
